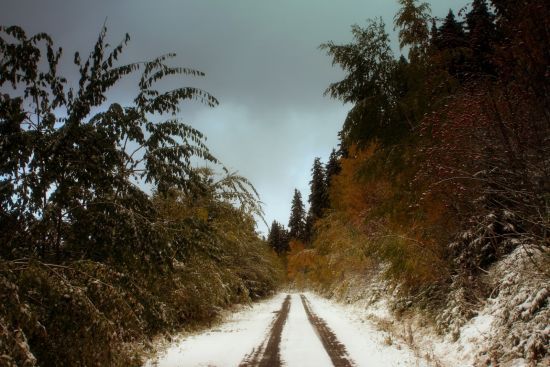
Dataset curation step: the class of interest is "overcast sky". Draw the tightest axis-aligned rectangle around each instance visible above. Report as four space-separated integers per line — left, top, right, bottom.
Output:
2 0 467 234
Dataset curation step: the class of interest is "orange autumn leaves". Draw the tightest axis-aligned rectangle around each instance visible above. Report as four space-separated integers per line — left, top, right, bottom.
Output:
287 142 450 292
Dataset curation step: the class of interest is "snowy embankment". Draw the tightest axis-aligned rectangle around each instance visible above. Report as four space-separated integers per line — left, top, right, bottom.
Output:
144 292 429 366
324 245 549 367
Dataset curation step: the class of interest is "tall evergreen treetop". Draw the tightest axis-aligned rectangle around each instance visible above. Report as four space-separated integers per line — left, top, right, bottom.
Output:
325 148 342 190
434 10 469 79
321 18 398 149
466 0 497 75
309 157 328 221
320 18 394 105
429 18 440 51
288 189 306 241
438 10 467 50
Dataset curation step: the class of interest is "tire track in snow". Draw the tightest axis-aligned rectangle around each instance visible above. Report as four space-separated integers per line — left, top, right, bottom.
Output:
240 294 291 367
300 294 355 367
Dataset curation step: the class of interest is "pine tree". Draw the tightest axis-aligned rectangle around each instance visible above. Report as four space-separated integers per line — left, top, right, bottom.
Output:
438 10 467 49
325 148 341 191
288 189 306 241
267 221 281 253
466 0 496 75
436 10 468 79
303 211 314 244
308 157 328 222
267 220 289 254
429 18 439 52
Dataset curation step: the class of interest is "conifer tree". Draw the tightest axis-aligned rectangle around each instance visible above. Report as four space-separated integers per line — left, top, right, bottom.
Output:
436 10 468 79
288 189 306 241
438 10 467 49
325 149 341 191
267 220 280 253
303 211 314 244
309 157 328 221
466 0 496 75
429 18 440 52
267 220 289 254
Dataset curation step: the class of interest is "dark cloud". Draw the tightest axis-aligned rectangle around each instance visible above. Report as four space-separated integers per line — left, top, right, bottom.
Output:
2 0 467 233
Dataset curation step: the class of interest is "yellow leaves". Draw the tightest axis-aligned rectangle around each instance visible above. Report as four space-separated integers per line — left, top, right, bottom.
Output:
286 240 315 281
285 213 376 290
330 143 375 219
292 140 454 293
329 142 395 227
195 207 209 222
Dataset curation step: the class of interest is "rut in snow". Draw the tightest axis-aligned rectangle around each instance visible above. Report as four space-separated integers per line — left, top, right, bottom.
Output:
240 294 355 367
240 294 292 367
300 294 355 367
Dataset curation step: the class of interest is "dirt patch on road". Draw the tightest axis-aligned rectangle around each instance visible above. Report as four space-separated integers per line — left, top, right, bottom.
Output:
240 294 291 367
300 294 355 367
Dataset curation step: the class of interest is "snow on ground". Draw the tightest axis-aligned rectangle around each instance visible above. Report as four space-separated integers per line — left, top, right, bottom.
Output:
304 292 429 367
318 289 485 367
430 312 494 366
321 246 549 366
144 291 432 367
144 293 287 367
279 294 333 366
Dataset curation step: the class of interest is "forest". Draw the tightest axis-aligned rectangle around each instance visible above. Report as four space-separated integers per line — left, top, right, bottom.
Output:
269 0 548 364
1 0 548 366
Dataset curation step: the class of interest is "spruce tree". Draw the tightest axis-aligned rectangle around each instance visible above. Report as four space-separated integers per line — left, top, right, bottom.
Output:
466 0 496 75
267 220 289 254
267 221 281 253
438 10 467 49
309 157 328 221
436 10 468 79
429 18 440 52
325 149 341 190
288 189 306 241
303 211 314 244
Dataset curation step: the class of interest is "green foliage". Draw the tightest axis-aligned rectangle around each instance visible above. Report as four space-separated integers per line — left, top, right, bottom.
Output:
288 189 306 241
0 25 218 264
0 26 283 366
308 157 328 222
321 18 420 149
325 148 341 190
306 4 548 350
433 10 470 80
0 170 283 366
320 18 395 105
268 220 289 255
394 0 432 61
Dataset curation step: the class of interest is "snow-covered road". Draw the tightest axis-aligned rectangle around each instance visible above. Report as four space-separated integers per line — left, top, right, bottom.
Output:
144 292 428 367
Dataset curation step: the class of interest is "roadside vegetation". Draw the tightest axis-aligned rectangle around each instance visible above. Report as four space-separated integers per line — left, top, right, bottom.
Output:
269 1 549 364
0 26 283 366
